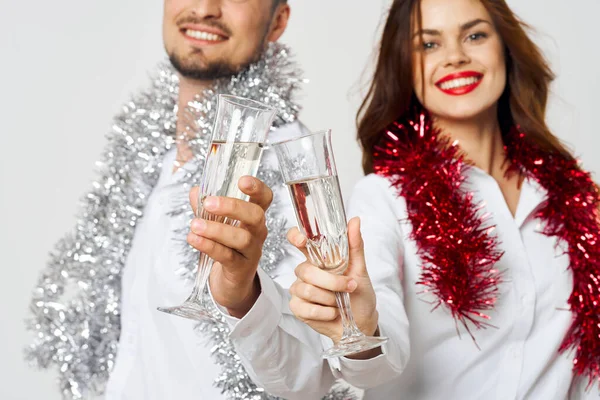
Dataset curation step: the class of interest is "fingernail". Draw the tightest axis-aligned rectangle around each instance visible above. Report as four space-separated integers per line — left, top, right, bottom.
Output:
347 280 357 291
203 196 218 211
191 219 206 234
240 176 255 190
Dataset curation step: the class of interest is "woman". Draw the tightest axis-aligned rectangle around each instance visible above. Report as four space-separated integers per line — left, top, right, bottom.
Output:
213 0 600 398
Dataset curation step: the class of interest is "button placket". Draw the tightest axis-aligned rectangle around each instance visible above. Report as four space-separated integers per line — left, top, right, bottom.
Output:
494 246 535 399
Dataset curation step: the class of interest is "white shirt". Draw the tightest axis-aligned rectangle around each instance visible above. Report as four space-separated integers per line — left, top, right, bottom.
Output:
104 122 307 400
222 169 599 399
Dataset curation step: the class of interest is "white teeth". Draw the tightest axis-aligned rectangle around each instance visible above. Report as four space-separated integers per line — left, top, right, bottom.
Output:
439 76 481 90
185 29 223 42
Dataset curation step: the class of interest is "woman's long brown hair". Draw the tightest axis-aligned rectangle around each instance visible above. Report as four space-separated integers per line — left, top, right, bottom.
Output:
357 0 574 174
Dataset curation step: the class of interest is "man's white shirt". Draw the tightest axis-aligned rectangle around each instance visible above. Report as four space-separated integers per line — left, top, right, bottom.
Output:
104 122 307 400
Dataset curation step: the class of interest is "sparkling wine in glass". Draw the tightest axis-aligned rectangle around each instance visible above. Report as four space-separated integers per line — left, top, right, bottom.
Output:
157 95 276 321
273 129 388 359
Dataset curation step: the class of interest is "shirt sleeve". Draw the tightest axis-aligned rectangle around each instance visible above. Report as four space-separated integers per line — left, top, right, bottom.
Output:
327 173 410 388
207 122 340 400
209 167 410 396
214 267 338 400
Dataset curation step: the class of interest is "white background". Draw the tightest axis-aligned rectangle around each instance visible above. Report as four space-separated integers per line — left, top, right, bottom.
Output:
1 1 599 399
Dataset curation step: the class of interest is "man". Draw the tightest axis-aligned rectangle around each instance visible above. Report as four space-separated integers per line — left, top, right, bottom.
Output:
26 1 354 399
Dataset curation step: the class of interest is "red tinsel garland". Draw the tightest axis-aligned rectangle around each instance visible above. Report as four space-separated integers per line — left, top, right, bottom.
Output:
372 108 600 385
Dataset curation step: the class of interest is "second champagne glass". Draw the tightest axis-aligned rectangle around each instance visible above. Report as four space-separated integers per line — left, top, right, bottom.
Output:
158 95 276 321
272 129 388 358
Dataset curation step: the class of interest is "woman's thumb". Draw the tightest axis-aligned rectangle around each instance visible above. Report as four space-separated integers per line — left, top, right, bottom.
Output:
347 217 368 279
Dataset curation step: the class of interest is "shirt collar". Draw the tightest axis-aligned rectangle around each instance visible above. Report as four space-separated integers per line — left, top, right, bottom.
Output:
514 176 547 228
467 166 548 228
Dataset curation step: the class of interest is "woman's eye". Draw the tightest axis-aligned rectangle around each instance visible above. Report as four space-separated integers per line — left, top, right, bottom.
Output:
423 42 438 51
467 32 488 42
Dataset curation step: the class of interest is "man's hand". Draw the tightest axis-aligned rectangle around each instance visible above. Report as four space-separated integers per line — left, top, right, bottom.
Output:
187 176 273 318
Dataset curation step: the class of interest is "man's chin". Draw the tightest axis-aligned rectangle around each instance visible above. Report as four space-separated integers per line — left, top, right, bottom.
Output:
169 54 243 81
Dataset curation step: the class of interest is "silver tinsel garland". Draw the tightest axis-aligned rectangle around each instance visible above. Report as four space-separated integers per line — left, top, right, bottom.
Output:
26 43 357 400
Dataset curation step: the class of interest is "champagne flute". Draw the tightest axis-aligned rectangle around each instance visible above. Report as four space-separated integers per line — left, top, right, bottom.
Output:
272 129 388 358
158 95 276 321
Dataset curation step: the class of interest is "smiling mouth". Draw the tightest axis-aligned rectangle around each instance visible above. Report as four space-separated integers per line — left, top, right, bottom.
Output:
182 29 227 43
435 73 484 96
438 76 482 90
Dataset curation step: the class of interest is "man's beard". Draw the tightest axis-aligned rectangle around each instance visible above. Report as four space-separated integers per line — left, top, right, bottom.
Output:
169 11 273 81
169 50 260 81
169 24 270 82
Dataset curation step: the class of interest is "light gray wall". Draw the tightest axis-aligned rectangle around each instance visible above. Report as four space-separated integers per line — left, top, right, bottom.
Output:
1 1 598 399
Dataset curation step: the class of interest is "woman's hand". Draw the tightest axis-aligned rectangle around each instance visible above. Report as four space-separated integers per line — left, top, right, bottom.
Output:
288 217 382 359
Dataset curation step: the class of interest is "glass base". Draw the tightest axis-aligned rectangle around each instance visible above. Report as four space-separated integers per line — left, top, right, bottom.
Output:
157 300 212 322
322 334 388 359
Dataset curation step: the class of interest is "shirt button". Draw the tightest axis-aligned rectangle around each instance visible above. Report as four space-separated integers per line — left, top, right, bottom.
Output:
512 346 521 358
121 331 135 346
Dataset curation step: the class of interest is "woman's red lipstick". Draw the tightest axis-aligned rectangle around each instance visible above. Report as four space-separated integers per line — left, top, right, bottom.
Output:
435 71 483 96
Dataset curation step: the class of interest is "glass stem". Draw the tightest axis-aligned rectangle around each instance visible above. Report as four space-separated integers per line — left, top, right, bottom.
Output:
335 291 364 340
186 252 214 307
